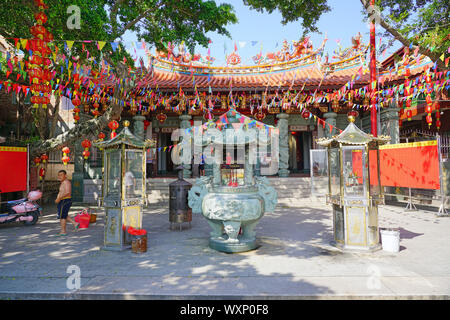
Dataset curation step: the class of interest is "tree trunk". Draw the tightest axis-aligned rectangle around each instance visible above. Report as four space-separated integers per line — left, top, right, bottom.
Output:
30 61 131 157
49 95 61 139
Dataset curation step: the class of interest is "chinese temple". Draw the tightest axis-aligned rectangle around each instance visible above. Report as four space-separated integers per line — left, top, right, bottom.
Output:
114 34 438 178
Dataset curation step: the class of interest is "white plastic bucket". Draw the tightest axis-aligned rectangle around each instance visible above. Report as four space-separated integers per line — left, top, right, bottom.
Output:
380 228 400 253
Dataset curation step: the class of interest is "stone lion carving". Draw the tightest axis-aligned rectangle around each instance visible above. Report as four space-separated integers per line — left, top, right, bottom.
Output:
255 176 278 213
188 176 212 214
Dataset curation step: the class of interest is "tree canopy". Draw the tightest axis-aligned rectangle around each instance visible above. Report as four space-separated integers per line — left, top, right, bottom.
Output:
244 0 449 68
0 0 238 155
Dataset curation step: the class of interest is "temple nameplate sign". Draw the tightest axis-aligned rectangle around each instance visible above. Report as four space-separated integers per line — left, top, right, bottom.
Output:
290 125 308 132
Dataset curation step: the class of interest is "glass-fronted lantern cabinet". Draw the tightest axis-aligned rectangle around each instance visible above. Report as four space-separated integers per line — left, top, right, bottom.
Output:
94 120 155 251
317 113 390 251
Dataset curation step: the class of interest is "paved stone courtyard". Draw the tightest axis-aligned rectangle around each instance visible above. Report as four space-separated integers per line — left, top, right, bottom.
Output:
0 197 449 299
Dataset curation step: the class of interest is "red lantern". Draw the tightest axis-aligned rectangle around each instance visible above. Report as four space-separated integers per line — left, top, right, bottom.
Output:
39 167 46 181
347 110 359 120
33 157 41 167
34 0 48 10
406 99 411 109
40 154 48 164
82 150 91 160
425 104 433 114
406 109 412 121
255 111 266 121
72 95 81 107
34 12 48 25
30 24 47 40
62 146 70 165
108 120 119 139
143 120 150 130
301 109 311 120
426 114 433 127
156 113 167 124
81 139 91 149
436 120 441 130
98 132 106 140
62 155 70 165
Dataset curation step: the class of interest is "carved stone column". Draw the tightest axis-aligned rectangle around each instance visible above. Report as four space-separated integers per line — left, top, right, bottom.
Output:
380 106 400 144
179 114 192 178
323 112 337 138
276 113 290 177
132 115 146 141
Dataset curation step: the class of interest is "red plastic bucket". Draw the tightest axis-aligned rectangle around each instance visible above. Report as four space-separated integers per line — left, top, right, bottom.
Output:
75 213 90 229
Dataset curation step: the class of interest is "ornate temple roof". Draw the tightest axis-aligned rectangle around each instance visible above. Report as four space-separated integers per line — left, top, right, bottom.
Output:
317 120 390 147
93 121 155 149
134 35 433 92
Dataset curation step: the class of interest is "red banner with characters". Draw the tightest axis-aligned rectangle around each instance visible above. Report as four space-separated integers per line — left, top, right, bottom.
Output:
0 146 28 193
377 141 440 190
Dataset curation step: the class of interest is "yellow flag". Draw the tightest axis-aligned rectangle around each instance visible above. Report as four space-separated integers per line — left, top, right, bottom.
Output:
66 41 74 50
20 39 28 50
440 54 445 61
97 41 106 51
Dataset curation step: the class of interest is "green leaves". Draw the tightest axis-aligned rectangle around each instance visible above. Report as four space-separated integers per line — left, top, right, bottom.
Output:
243 0 331 34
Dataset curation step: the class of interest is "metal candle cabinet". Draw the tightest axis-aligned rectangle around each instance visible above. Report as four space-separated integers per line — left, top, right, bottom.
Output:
94 121 155 251
169 166 192 230
317 113 390 251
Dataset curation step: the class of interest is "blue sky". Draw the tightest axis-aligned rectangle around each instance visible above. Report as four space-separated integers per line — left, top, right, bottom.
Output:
123 0 402 67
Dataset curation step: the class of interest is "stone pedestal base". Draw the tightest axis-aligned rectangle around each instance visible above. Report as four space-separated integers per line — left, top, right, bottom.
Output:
209 237 259 253
331 241 382 253
278 169 290 177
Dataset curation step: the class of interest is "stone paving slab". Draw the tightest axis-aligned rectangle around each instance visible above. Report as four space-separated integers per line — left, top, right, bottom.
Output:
0 199 450 299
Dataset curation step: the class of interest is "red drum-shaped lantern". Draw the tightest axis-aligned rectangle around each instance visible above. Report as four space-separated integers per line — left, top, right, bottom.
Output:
436 120 441 130
347 110 359 120
73 114 80 122
34 12 48 25
82 150 90 160
91 110 100 118
426 115 433 127
156 113 167 124
34 0 48 10
143 120 150 130
72 95 81 107
301 109 311 120
30 24 47 40
108 120 119 139
40 154 48 164
98 132 106 141
73 107 80 114
406 99 412 109
425 104 433 114
406 109 413 121
39 167 46 181
33 157 41 167
81 139 91 149
29 55 43 66
62 155 70 165
62 147 70 165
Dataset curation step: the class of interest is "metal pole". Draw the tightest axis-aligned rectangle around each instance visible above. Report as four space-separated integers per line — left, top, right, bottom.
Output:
26 143 30 195
437 134 448 216
404 138 417 211
370 0 378 137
